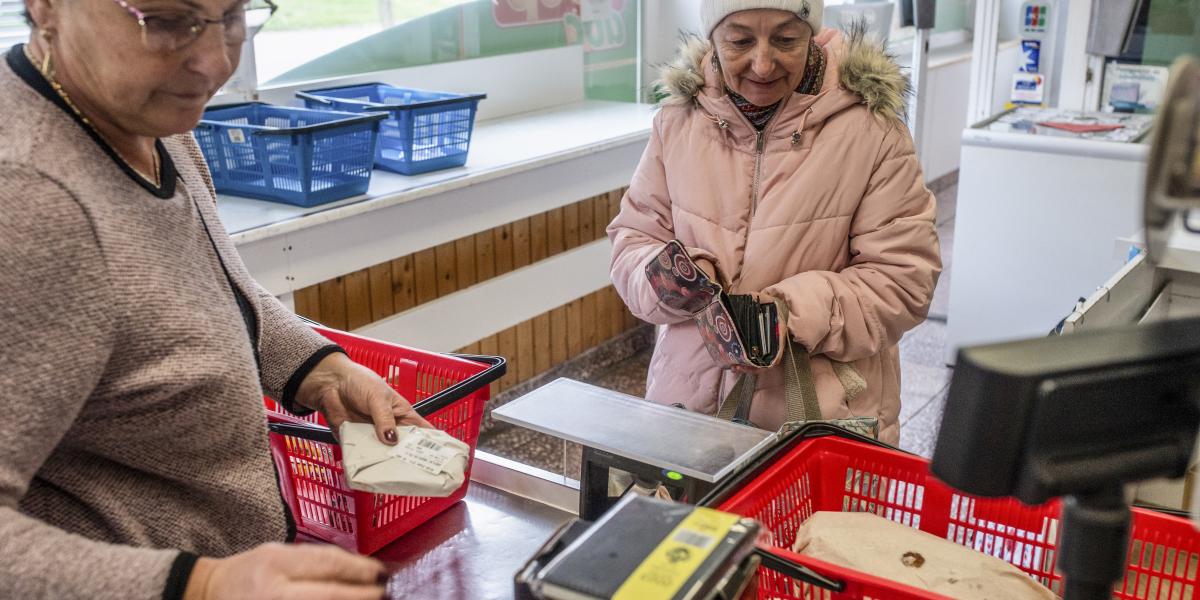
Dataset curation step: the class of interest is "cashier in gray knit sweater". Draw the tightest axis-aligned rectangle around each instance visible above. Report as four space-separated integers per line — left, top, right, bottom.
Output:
0 2 429 599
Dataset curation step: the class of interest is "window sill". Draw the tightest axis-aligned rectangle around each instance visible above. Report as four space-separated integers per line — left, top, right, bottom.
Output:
218 99 654 246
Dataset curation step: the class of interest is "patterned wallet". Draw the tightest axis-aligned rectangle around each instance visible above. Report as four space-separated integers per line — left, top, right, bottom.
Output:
644 240 721 315
646 240 781 368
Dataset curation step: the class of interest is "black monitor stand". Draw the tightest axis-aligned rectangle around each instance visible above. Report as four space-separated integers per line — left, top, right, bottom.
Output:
931 318 1200 599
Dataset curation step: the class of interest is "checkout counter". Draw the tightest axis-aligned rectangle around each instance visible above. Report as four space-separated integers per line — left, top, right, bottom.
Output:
353 379 778 599
946 107 1154 362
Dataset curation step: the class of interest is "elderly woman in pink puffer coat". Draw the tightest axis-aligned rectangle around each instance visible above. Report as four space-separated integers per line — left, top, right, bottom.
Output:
607 0 941 446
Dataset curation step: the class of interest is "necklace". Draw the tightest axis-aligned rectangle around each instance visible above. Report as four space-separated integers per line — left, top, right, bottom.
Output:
23 44 162 188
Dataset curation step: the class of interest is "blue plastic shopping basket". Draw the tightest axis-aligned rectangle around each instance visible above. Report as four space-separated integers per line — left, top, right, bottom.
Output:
195 103 386 207
297 83 486 176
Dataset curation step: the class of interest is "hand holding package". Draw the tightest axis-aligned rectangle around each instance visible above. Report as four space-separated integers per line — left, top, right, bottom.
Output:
339 423 469 497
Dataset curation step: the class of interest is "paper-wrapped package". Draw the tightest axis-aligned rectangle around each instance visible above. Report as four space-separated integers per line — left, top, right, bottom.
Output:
792 512 1058 599
339 423 469 497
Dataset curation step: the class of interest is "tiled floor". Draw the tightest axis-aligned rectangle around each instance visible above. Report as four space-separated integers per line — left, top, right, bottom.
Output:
478 175 959 470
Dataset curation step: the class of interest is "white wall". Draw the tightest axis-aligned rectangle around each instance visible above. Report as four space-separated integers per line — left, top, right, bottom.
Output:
917 41 1021 181
641 0 703 100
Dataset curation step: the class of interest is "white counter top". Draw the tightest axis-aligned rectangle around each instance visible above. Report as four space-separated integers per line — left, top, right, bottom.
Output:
219 100 656 245
893 37 1021 70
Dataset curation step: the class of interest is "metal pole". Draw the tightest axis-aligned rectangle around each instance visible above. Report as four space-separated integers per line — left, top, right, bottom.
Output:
909 26 931 157
909 0 936 158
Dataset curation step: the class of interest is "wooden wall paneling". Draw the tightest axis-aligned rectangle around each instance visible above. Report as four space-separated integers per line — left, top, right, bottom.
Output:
494 223 515 276
624 301 640 331
435 241 458 298
497 327 517 392
475 230 496 281
529 212 549 262
533 313 551 375
478 335 498 358
566 299 582 358
594 193 611 241
577 197 595 244
516 319 534 382
550 306 568 366
593 286 608 341
581 291 598 349
390 255 417 314
512 218 532 269
454 235 478 290
344 269 373 330
608 287 625 340
318 277 348 331
595 286 613 341
368 263 394 322
414 248 439 306
547 207 565 255
293 285 320 321
563 202 580 250
608 189 622 223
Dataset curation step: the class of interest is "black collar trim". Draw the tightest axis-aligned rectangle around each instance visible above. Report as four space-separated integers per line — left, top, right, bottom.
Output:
7 45 177 199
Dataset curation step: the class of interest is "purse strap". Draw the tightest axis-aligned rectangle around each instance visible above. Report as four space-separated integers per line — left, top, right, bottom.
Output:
715 298 822 425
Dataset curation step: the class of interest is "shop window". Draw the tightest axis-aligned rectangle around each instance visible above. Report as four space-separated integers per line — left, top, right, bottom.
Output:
255 0 471 83
263 0 641 103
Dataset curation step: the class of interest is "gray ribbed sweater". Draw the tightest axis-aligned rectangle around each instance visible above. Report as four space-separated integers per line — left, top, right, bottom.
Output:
0 50 337 598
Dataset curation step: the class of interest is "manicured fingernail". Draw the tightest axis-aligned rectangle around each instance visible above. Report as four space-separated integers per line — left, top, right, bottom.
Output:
384 429 397 444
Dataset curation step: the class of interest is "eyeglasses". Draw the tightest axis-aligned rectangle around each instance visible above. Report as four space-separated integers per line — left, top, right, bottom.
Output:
111 0 278 53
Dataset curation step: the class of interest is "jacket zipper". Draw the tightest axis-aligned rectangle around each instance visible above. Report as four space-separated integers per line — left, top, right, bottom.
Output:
732 107 781 290
715 102 784 413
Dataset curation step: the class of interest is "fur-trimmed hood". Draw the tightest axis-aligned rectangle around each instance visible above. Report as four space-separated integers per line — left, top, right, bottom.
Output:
656 23 911 125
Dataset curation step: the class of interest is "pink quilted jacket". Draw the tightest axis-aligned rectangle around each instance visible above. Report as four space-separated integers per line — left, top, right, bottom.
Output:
607 28 941 445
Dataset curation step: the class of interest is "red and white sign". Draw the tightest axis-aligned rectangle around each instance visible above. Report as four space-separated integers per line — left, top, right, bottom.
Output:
493 0 581 27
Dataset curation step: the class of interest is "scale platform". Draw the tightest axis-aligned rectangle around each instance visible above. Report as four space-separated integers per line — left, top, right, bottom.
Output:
492 378 776 518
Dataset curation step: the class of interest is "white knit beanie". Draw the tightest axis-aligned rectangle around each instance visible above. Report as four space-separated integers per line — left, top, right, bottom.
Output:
701 0 823 39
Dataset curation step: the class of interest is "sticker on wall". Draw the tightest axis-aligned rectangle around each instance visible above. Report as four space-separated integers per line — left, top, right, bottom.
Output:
1011 73 1046 106
1021 40 1041 73
1102 63 1170 113
1022 4 1049 35
493 0 581 28
567 0 627 50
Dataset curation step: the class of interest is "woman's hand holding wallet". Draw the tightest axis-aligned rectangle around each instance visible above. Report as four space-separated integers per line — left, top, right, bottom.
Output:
645 240 783 370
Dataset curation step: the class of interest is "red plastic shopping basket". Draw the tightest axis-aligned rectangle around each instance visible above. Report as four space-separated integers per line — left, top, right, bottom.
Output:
704 425 1200 599
264 326 505 555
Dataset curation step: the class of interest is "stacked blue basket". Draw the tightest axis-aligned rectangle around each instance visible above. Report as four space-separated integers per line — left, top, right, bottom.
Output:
297 84 487 176
194 103 386 207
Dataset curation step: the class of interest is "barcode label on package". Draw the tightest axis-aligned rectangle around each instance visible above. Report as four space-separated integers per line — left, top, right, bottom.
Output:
671 529 716 549
389 433 457 475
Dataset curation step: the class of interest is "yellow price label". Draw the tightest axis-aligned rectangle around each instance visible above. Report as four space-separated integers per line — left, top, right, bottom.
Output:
613 507 741 600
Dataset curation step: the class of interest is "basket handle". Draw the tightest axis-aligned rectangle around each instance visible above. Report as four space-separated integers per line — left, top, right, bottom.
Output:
292 315 506 418
699 422 896 509
271 317 507 441
267 419 337 444
266 352 504 443
403 352 506 418
295 90 334 105
754 546 846 593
